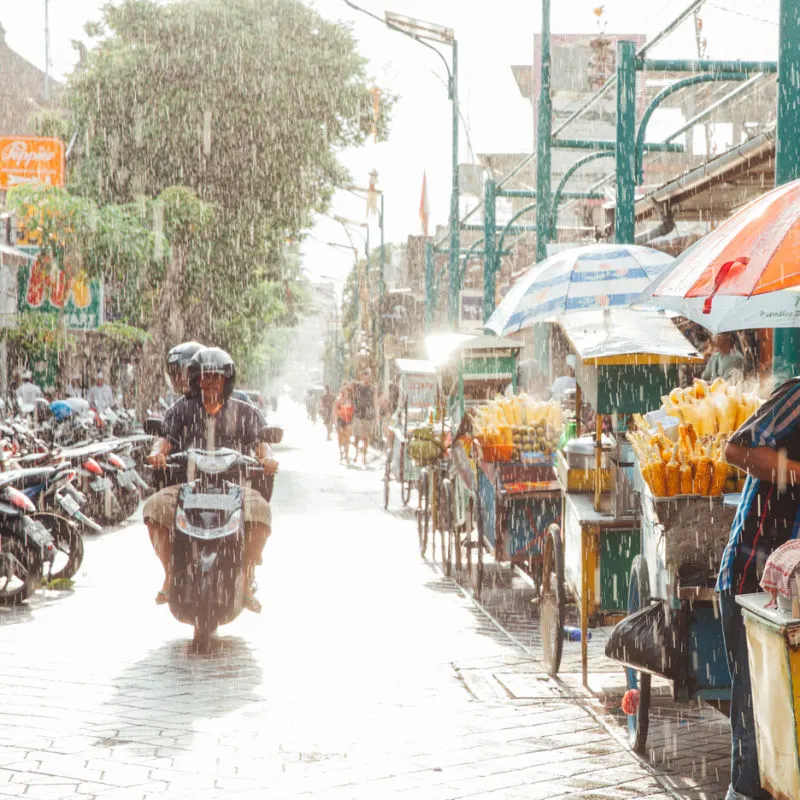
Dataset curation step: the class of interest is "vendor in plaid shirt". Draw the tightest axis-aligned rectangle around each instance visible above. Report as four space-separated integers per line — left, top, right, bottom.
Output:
717 376 800 800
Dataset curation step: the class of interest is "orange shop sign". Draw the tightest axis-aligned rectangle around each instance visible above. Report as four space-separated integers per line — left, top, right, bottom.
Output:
0 137 65 190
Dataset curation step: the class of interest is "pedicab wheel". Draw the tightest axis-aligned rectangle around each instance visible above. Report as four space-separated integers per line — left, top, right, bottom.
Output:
383 449 391 510
540 524 565 678
441 479 454 577
416 472 430 558
625 555 652 754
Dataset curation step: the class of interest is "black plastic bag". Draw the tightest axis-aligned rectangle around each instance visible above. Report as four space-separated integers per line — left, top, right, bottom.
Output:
605 601 679 679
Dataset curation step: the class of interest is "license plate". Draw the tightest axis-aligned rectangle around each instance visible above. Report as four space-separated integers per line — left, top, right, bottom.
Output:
58 494 80 516
90 477 111 492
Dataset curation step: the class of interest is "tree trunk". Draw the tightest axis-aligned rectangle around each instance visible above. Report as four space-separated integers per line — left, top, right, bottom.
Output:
135 245 187 418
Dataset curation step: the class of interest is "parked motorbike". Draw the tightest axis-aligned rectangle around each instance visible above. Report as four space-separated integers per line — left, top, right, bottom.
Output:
0 482 55 605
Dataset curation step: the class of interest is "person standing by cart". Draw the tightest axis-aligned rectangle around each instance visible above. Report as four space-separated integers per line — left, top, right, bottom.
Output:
718 377 800 800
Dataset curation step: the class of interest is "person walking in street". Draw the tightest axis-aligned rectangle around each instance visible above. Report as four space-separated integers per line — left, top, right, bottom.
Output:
15 370 43 408
334 384 354 464
321 385 335 441
87 371 114 414
352 370 375 467
717 377 800 800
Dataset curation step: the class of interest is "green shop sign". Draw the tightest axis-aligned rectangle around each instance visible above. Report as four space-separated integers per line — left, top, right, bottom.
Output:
17 253 103 330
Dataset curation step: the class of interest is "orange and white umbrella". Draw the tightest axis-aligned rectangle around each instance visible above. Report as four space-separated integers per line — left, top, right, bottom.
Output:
642 179 800 332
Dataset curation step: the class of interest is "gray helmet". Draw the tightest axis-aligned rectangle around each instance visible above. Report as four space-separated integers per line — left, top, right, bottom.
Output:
188 347 236 400
167 341 204 369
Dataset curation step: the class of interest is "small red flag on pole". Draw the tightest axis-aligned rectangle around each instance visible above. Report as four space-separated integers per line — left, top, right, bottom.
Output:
419 171 430 237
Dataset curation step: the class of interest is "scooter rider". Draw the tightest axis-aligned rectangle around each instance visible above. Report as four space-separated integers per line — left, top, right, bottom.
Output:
144 347 278 612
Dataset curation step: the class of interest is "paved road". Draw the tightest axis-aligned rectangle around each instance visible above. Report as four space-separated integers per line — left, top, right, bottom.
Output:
0 405 717 799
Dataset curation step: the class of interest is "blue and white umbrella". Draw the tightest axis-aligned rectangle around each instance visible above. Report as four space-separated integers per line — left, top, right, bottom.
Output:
485 243 673 336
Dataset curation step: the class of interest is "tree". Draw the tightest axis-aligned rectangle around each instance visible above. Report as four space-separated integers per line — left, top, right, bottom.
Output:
67 0 393 373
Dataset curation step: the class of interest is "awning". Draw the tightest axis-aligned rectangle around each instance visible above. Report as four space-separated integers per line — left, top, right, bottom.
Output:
558 308 703 366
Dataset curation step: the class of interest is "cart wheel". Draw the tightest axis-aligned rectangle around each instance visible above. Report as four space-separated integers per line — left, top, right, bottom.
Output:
416 471 430 558
541 524 565 678
400 445 412 506
625 554 652 754
475 495 485 600
441 479 453 577
383 450 391 511
402 481 412 506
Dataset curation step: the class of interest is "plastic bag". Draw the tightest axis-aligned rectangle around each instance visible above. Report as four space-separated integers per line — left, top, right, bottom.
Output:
605 601 678 679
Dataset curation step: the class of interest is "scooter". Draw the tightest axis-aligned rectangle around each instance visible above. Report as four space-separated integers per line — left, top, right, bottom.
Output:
161 427 281 650
0 483 55 605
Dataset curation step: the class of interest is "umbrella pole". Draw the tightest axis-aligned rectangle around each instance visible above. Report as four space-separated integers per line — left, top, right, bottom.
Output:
594 414 603 513
575 385 582 437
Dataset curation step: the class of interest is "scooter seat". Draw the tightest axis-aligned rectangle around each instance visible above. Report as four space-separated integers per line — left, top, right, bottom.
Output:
0 466 56 489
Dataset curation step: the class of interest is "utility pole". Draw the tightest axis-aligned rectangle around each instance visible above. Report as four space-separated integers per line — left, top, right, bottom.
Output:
773 0 800 378
44 0 51 102
535 0 552 262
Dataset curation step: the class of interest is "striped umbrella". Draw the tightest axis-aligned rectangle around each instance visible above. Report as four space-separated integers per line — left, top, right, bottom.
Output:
484 243 673 337
641 179 800 332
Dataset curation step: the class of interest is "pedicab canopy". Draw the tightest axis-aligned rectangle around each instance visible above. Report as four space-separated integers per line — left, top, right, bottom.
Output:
558 308 703 416
392 359 437 425
424 333 523 426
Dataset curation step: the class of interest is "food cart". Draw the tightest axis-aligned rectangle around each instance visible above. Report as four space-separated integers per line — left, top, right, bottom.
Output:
541 309 704 685
737 593 800 800
425 333 524 589
383 359 438 510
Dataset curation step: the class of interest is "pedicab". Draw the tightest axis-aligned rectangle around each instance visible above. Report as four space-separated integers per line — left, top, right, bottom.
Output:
604 374 760 752
427 332 558 594
383 359 438 510
540 309 704 687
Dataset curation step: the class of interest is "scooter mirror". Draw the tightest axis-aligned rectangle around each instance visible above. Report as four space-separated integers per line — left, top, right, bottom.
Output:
260 426 283 444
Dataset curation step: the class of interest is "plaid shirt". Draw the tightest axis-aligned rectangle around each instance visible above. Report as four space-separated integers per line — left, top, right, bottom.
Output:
717 378 800 593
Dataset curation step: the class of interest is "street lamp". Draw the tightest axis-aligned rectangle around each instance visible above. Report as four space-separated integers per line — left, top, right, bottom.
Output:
342 1 459 328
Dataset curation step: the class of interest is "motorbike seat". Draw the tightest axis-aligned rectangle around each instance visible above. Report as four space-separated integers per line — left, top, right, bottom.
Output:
0 466 56 489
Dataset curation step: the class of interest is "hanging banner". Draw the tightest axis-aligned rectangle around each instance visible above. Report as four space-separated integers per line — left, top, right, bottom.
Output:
17 254 103 330
0 137 65 190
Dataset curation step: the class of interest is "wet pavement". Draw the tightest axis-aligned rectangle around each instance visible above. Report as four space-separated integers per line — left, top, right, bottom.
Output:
0 404 729 799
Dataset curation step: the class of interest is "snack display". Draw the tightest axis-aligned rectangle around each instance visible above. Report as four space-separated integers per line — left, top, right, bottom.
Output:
629 377 760 498
473 395 564 462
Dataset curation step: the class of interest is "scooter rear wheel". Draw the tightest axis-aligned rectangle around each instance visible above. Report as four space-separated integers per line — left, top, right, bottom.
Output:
0 536 41 605
34 513 84 582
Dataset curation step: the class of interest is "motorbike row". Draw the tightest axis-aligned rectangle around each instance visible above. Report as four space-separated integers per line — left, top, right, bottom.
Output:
0 404 153 606
1 399 285 651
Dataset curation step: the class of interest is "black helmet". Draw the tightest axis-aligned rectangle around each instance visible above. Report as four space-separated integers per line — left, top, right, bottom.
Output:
188 347 236 400
167 341 204 369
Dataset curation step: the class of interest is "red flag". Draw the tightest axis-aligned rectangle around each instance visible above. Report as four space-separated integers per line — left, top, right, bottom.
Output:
419 171 430 237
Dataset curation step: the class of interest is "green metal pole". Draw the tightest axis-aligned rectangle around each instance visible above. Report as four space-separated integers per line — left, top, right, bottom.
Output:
378 193 386 389
615 40 637 244
482 178 497 322
448 40 460 328
425 241 435 330
535 0 552 262
773 0 800 378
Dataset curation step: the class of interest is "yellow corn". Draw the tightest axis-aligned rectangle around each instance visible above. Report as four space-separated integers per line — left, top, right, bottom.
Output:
666 454 680 497
680 461 693 495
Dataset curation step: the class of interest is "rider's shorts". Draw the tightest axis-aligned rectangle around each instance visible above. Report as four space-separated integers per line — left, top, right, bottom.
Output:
143 485 271 531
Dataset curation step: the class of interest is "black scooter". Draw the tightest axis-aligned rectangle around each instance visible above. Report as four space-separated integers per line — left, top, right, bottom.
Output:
161 427 281 650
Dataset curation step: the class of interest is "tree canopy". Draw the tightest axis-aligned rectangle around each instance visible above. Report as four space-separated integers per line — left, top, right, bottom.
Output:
60 0 392 383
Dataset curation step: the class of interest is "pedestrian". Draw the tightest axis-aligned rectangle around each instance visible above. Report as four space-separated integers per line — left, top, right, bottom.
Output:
717 376 800 800
65 373 84 399
16 369 43 408
352 370 375 467
550 354 577 403
379 380 399 448
320 385 335 441
334 384 354 464
702 332 745 383
87 371 114 413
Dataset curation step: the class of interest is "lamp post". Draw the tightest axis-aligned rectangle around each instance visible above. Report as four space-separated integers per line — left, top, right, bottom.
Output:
343 2 459 328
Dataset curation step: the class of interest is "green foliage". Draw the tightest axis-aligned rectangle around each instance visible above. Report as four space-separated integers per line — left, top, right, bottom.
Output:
64 0 393 370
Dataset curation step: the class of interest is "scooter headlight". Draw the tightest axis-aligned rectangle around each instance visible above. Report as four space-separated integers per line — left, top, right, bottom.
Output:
220 510 242 536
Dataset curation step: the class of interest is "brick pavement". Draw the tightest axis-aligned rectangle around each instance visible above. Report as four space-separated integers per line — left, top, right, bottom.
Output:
0 406 708 799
